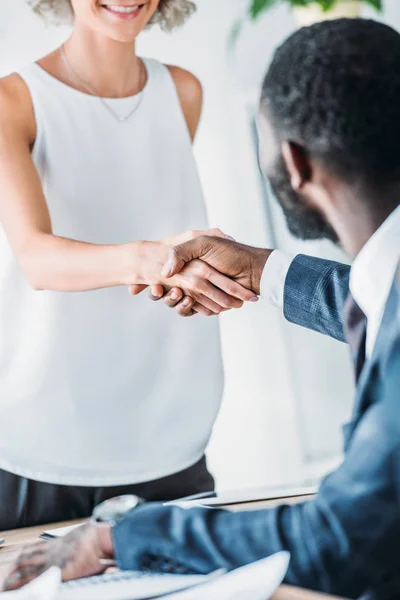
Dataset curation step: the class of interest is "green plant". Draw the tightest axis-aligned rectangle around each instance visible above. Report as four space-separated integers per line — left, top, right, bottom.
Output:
249 0 382 20
230 0 382 46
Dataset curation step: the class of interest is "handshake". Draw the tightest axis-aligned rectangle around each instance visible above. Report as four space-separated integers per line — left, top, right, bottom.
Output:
129 229 273 317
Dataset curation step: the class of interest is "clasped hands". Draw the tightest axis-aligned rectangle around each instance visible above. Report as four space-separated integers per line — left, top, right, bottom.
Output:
130 229 272 317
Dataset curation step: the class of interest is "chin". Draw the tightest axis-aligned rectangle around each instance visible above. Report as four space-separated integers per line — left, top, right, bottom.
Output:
90 19 144 43
95 3 155 41
101 28 142 43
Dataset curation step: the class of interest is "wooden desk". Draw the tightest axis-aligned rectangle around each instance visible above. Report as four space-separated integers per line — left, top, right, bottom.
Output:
0 495 345 600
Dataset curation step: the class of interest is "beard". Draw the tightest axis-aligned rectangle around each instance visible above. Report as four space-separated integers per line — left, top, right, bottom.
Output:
268 154 339 244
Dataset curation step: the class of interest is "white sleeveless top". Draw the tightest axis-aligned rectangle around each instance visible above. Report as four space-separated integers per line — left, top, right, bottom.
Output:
0 58 223 485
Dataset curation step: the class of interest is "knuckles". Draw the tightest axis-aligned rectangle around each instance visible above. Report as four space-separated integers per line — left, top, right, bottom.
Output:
169 247 180 261
193 262 211 279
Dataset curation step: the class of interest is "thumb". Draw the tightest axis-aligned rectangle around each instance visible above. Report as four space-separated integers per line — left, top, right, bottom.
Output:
162 238 209 278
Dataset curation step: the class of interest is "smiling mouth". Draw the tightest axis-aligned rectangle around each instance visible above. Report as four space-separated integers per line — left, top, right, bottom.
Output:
101 4 145 19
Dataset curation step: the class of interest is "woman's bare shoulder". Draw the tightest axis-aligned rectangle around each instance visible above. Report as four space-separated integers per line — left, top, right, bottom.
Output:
166 66 203 140
166 66 202 105
0 73 36 143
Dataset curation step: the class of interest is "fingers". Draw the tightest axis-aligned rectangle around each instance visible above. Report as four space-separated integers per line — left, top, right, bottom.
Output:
163 290 220 318
193 301 229 317
3 546 48 591
176 297 196 317
131 285 184 303
156 286 223 317
129 285 165 300
185 262 254 309
206 270 256 303
192 302 214 317
163 287 184 307
149 284 164 301
129 284 148 296
194 291 229 314
4 567 38 591
163 290 219 317
162 289 195 316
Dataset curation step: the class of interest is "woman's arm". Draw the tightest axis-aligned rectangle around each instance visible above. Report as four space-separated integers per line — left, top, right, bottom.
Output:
0 75 254 311
0 75 150 292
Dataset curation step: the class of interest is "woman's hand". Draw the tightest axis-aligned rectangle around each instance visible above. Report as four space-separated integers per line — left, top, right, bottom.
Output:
149 288 199 317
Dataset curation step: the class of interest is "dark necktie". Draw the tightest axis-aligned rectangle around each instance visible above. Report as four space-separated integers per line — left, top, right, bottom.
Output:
343 294 368 382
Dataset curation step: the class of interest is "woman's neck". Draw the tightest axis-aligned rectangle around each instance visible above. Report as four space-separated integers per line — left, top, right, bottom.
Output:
63 23 141 98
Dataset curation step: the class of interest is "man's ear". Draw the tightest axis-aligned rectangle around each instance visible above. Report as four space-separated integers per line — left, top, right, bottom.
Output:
281 141 312 192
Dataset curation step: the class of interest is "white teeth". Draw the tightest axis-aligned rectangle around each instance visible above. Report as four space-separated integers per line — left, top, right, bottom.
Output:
105 5 141 13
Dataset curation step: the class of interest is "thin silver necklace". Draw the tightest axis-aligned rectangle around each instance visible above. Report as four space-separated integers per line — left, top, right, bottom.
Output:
60 45 145 123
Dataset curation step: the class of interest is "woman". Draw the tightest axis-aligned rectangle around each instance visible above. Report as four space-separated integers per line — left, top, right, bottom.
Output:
0 0 256 530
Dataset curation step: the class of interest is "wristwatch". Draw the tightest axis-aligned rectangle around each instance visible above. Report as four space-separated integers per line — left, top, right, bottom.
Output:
92 494 145 525
93 494 194 575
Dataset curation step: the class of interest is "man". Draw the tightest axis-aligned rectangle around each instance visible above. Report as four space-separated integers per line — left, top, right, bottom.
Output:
4 18 400 599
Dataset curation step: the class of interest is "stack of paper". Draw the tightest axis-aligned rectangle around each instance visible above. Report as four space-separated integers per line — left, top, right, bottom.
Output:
2 552 290 600
163 552 290 600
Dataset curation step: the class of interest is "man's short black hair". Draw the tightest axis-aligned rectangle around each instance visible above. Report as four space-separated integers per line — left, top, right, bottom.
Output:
261 19 400 185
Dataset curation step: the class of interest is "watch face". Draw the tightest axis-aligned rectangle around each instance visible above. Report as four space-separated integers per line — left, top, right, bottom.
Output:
92 494 144 523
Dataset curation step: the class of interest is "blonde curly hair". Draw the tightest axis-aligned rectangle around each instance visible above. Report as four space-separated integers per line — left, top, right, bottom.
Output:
26 0 196 31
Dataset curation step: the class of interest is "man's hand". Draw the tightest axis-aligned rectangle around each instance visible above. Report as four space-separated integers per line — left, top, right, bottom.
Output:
129 228 230 306
128 228 229 298
129 230 259 317
162 237 272 310
3 523 113 591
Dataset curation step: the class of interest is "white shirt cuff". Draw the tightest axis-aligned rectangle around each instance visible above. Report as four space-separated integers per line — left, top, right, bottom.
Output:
260 250 295 309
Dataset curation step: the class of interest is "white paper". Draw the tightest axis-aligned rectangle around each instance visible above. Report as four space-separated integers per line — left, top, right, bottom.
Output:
164 552 290 600
57 570 222 600
0 567 61 600
42 523 85 538
0 554 289 600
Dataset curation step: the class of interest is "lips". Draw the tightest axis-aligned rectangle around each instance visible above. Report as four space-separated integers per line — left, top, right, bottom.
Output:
101 3 145 20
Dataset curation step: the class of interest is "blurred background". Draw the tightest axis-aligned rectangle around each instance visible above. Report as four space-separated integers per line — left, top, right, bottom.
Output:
1 0 399 493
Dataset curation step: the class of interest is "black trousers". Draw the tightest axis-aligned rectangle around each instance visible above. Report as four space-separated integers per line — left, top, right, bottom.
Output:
0 456 214 531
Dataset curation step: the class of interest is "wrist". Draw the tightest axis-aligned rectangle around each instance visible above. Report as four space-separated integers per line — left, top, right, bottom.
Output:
95 523 114 559
250 248 273 295
121 241 168 286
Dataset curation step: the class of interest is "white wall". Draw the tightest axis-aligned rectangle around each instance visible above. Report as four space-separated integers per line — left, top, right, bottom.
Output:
1 0 400 492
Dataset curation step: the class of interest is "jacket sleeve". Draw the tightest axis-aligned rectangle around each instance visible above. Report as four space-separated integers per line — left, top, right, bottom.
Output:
283 254 351 343
112 336 400 599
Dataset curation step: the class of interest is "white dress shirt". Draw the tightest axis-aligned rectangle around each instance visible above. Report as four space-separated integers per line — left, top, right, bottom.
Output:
260 205 400 360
